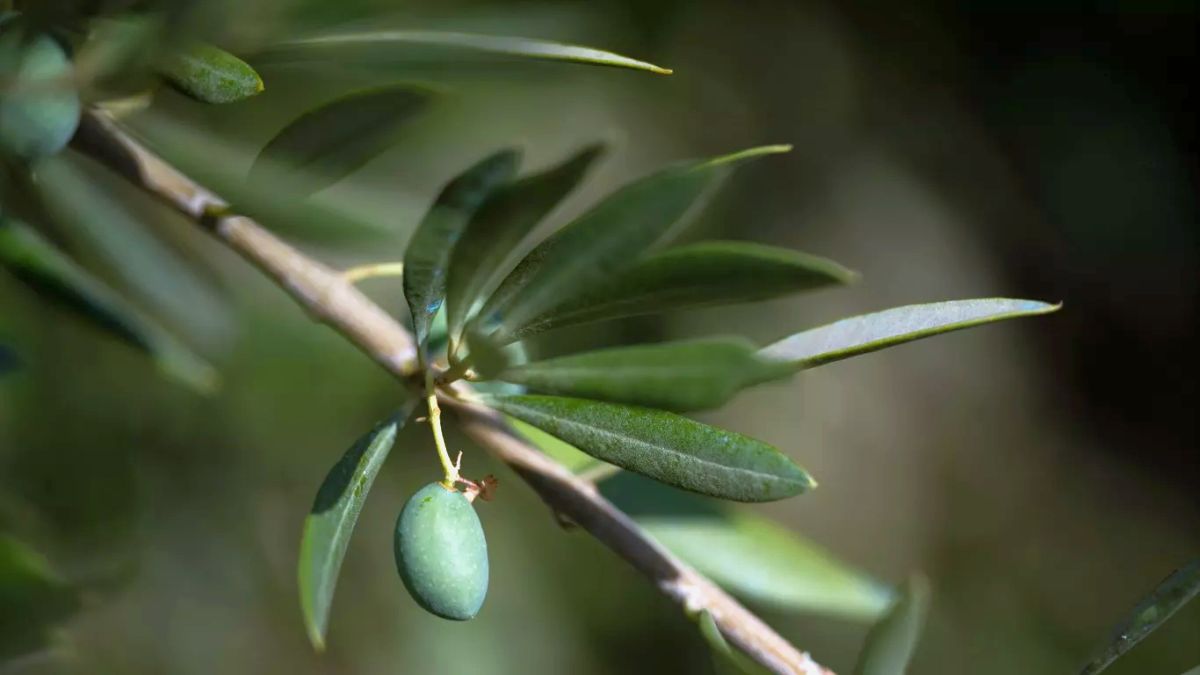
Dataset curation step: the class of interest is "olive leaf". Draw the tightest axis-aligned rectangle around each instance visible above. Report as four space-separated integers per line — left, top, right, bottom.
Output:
695 610 771 675
123 108 393 243
249 85 433 198
0 533 81 660
298 401 417 651
483 394 813 502
494 337 792 412
761 298 1061 368
605 473 892 619
462 329 510 380
35 153 231 349
445 143 605 350
158 42 264 104
269 30 671 75
403 149 520 349
511 241 854 341
1080 559 1200 675
0 24 80 161
0 215 217 391
853 576 930 675
477 146 792 342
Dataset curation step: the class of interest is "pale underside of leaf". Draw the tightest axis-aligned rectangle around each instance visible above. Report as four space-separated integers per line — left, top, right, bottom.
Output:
603 473 891 619
402 149 521 348
271 30 672 75
1080 559 1200 675
854 575 930 675
495 337 792 411
298 401 417 651
445 143 606 351
479 146 791 342
484 394 813 502
641 513 893 619
760 298 1061 368
509 240 855 341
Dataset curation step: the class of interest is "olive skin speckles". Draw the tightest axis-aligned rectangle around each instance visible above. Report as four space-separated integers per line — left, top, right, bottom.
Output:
393 482 488 621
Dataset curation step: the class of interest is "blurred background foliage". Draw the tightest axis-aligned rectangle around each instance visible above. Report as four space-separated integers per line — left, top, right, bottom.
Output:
1 0 1197 673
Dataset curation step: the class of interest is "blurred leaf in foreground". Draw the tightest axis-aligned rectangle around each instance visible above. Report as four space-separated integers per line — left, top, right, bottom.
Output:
0 215 217 391
604 473 891 620
853 576 930 675
0 533 80 660
250 85 433 198
0 344 16 375
1080 559 1200 675
696 610 770 675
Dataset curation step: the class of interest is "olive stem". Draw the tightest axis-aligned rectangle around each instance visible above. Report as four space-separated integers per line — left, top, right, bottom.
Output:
425 369 460 488
342 262 405 284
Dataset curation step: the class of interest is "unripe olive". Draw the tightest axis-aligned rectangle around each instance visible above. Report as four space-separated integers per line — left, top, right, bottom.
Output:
394 482 488 621
0 22 81 162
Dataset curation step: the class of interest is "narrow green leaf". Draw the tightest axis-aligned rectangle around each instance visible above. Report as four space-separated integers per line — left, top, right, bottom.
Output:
1080 559 1200 675
36 153 231 349
761 298 1061 368
479 146 792 342
0 215 217 391
604 473 892 619
122 109 393 243
1181 665 1200 675
0 533 81 660
271 30 672 75
445 143 605 349
0 25 80 161
249 86 433 198
298 401 417 651
158 42 264 104
484 394 813 502
513 241 854 340
854 576 930 675
696 610 770 675
403 149 520 348
496 337 792 412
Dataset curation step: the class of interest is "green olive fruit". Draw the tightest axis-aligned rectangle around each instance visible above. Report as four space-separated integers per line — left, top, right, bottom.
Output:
394 482 488 621
0 24 81 161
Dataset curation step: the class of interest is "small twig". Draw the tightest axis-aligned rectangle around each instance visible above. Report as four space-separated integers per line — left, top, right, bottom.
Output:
72 111 833 675
342 261 405 284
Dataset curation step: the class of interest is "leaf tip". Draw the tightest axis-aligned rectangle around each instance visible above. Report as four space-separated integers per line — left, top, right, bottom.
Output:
306 623 327 653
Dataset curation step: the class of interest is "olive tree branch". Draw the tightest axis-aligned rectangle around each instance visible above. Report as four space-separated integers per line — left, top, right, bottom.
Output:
71 111 833 675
